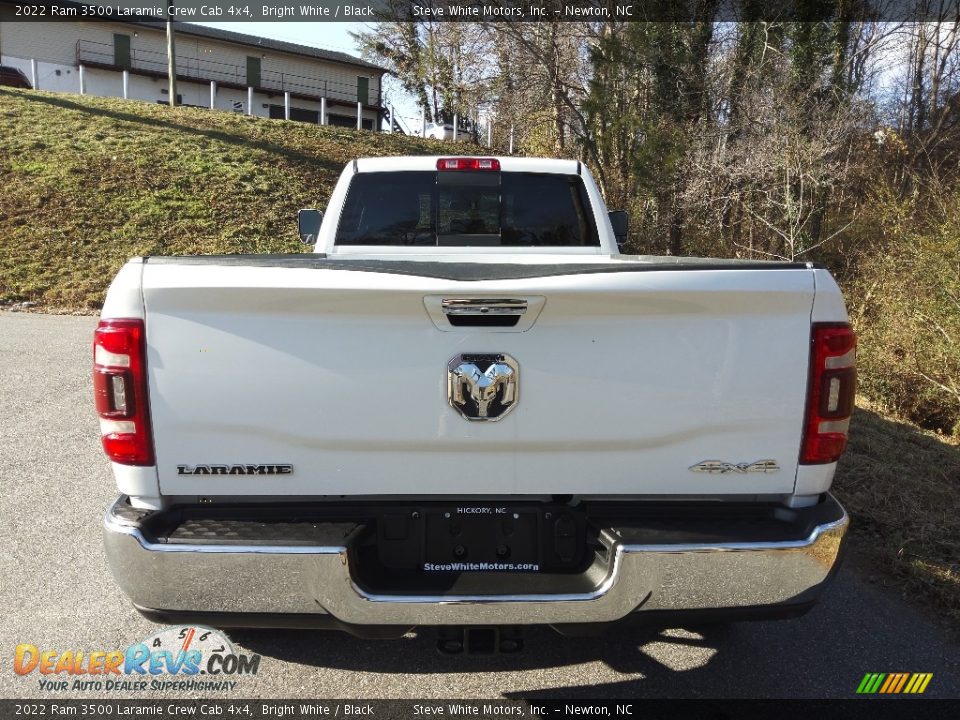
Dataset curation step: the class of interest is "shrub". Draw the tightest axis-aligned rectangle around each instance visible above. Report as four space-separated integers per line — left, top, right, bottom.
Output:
848 185 960 436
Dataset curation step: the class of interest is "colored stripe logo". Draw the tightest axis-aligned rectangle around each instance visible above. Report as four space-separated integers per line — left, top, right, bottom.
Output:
857 673 933 694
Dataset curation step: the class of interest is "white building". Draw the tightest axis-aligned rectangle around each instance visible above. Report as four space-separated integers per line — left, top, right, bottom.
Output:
0 3 386 129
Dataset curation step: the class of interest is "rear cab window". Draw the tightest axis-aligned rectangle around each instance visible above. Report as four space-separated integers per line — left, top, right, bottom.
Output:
334 170 600 247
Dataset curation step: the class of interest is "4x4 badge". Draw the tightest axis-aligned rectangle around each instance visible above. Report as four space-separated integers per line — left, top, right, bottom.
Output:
689 460 780 474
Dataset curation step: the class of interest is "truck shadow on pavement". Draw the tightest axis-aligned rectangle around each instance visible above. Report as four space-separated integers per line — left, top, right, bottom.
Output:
227 575 960 698
229 622 734 694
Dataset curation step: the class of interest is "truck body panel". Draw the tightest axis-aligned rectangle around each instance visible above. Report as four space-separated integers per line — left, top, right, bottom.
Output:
142 260 815 499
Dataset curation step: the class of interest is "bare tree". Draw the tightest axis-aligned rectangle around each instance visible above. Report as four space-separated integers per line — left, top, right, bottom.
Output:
353 3 496 124
684 58 870 260
486 12 594 156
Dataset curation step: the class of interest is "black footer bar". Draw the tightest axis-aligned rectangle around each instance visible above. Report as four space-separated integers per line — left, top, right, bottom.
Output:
1 699 958 720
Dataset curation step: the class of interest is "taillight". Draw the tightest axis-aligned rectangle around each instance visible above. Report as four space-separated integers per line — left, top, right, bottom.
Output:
93 319 154 466
800 323 857 464
436 157 500 171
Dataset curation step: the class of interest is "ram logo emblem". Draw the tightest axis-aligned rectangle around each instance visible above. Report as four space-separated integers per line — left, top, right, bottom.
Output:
447 353 519 421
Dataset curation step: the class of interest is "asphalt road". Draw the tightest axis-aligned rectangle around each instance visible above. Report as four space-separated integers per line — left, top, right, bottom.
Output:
1 311 958 700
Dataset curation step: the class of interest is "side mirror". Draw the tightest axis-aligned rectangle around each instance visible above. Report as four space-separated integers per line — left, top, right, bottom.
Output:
608 210 629 251
297 208 323 245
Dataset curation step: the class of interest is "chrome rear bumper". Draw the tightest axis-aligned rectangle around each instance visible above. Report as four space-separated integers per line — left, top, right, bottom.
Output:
103 495 848 627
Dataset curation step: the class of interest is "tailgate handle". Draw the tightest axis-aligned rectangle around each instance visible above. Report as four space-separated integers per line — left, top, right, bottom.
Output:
442 299 528 316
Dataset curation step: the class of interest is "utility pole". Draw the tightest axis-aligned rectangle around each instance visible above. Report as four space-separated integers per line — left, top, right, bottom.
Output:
166 0 177 107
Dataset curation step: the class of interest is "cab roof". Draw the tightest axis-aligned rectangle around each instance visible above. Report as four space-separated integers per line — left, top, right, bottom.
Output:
354 156 581 175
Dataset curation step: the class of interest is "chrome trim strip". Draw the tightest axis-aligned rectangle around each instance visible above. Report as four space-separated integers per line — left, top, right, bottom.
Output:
109 528 346 555
620 513 849 554
441 298 528 316
351 545 629 606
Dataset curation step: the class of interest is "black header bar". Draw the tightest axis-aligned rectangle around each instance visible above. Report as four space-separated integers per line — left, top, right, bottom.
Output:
2 0 957 23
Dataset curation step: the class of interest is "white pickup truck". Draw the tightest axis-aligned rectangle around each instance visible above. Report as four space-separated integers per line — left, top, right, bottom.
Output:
99 156 853 648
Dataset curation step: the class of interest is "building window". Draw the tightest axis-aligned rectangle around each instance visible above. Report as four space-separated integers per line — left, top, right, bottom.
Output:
113 34 131 69
246 57 261 88
268 105 321 123
357 76 369 105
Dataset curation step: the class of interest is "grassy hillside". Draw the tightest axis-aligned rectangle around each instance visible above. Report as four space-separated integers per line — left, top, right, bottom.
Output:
0 87 471 309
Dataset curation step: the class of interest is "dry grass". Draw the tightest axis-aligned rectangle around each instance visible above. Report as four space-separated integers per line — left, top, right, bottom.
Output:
0 87 473 310
833 398 960 624
845 187 960 437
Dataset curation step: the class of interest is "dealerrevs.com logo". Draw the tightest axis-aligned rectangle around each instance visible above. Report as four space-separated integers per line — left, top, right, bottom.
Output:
14 626 260 692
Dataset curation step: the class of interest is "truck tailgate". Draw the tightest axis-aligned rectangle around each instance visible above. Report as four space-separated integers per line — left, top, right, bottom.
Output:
141 260 814 498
